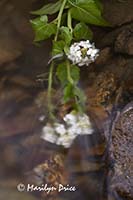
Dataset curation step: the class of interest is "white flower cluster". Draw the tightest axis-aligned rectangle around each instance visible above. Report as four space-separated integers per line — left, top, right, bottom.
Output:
41 111 93 148
67 40 99 66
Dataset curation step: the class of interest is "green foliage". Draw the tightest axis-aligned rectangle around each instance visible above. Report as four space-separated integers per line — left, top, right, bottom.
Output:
63 83 74 102
56 61 85 109
73 22 93 40
30 16 56 42
60 26 72 45
63 84 86 108
30 0 110 116
70 65 80 84
94 0 103 11
56 62 68 85
74 86 86 105
31 0 109 42
56 62 80 86
31 1 62 15
52 40 65 55
68 0 109 26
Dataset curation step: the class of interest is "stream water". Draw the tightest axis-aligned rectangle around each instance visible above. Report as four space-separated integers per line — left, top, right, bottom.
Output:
0 1 132 200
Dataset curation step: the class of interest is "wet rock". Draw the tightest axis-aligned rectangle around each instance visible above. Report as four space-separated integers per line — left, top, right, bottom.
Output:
3 62 20 72
109 102 133 199
27 153 67 197
0 101 41 137
98 23 133 49
102 0 133 26
9 10 33 43
9 75 37 88
95 47 112 66
0 1 34 66
0 75 42 137
11 0 37 12
0 4 22 65
0 30 23 65
115 28 133 55
83 51 133 134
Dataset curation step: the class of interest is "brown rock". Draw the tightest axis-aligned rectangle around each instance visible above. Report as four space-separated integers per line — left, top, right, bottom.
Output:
0 1 35 66
98 23 133 48
0 102 41 137
0 33 23 65
0 4 23 65
9 75 36 88
115 28 133 55
109 102 133 199
0 82 41 137
102 0 133 26
95 47 112 66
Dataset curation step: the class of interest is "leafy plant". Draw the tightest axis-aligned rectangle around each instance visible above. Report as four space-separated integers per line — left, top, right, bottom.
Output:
30 0 109 119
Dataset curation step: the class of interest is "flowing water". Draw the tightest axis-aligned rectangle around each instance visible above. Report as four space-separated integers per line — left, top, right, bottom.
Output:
0 1 132 200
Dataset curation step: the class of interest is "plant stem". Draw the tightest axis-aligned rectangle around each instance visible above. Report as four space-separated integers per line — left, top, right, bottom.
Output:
66 60 74 85
47 0 68 119
55 0 67 41
67 9 73 33
66 61 84 113
47 62 55 120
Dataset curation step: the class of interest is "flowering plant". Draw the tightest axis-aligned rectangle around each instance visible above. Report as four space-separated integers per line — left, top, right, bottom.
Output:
30 0 109 147
41 111 93 148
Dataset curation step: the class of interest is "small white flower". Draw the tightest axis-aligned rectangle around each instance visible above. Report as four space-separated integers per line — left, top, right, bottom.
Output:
54 123 66 135
56 134 76 148
76 127 83 135
87 48 93 56
84 128 93 135
41 131 57 143
42 125 54 135
41 111 93 148
63 111 77 125
75 113 93 135
90 49 99 60
78 114 91 125
41 124 57 143
67 125 79 136
39 115 45 121
67 40 99 66
79 40 91 48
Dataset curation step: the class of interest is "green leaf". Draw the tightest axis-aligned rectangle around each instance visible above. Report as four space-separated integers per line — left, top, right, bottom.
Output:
73 22 93 40
70 65 80 83
30 15 48 28
30 16 57 42
74 86 86 104
31 0 61 15
68 0 109 26
52 41 65 56
63 84 74 103
60 26 72 45
56 62 68 85
64 45 69 54
94 0 103 11
56 63 80 85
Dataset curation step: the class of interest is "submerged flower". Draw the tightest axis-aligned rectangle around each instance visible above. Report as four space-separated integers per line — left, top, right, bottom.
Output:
41 124 57 143
41 111 93 148
56 134 76 148
63 111 77 125
69 112 93 135
54 123 66 135
67 40 99 66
